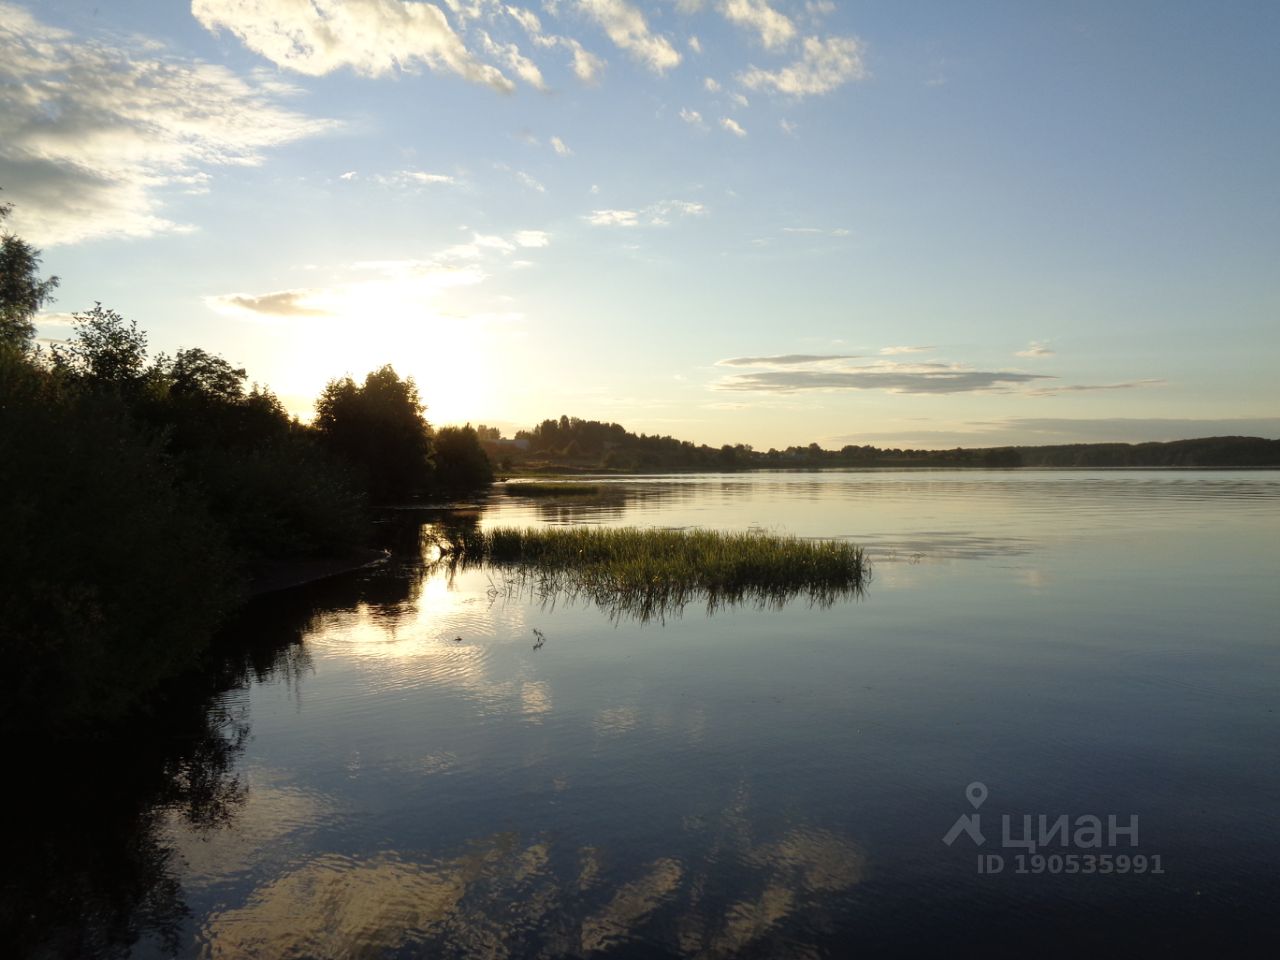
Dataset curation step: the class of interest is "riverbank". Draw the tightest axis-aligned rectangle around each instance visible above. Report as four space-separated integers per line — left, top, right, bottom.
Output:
247 548 391 597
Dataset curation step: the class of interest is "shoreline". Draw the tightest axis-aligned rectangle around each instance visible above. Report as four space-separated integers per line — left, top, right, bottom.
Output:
247 548 390 597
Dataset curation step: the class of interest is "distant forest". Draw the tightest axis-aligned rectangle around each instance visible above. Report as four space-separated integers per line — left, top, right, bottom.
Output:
481 416 1280 472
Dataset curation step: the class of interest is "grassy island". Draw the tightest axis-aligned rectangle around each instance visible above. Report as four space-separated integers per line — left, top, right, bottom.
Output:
426 525 868 621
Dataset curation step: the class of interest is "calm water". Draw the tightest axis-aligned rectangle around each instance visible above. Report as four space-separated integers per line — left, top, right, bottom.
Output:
30 472 1280 957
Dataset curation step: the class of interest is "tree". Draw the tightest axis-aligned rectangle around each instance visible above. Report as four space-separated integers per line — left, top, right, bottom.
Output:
161 347 247 403
53 303 148 386
0 196 59 352
432 425 494 492
314 365 433 502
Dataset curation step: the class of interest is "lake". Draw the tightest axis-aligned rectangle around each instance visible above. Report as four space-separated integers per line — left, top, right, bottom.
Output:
24 471 1280 957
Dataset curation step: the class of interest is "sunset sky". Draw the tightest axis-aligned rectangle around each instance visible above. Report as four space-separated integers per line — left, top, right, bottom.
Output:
3 0 1277 448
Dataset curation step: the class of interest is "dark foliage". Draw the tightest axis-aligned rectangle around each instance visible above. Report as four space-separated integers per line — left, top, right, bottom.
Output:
432 424 495 493
315 365 435 502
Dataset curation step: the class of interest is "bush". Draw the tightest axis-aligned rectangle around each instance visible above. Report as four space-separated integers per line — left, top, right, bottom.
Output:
431 424 494 494
0 351 238 729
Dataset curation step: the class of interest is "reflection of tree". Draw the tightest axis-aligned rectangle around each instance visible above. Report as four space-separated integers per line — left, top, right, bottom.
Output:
3 690 249 956
2 528 422 958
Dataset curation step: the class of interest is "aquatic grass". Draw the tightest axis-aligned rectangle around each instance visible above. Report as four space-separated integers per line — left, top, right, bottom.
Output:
500 481 603 497
424 525 868 622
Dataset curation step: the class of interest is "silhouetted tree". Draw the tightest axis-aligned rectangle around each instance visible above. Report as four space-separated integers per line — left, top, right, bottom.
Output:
159 347 248 402
432 424 494 492
0 196 59 352
52 303 148 388
314 365 433 502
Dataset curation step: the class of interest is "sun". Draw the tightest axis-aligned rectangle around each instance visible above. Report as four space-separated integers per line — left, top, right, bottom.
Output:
270 275 513 428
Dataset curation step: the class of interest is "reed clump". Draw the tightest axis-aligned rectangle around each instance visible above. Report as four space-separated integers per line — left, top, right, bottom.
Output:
425 525 868 622
500 481 603 497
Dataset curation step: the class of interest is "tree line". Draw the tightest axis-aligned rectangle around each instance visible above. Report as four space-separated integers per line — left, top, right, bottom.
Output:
499 416 1279 471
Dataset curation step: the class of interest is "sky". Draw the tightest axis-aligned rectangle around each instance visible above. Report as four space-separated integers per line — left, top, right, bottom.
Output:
2 0 1277 449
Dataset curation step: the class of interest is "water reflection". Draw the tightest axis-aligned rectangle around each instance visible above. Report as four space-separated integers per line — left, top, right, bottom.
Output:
194 819 866 958
20 472 1280 957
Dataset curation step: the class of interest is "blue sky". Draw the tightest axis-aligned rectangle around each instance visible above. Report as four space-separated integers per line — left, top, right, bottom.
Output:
3 0 1277 447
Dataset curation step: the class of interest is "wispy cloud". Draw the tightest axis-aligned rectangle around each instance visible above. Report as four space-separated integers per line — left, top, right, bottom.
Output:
720 117 748 137
505 6 605 83
0 2 332 246
880 345 934 355
208 226 543 318
740 35 868 96
1028 378 1165 397
380 170 459 187
831 418 1280 447
782 226 851 237
550 136 573 157
576 0 681 74
715 355 1055 395
193 0 518 91
1016 340 1055 357
680 107 707 129
515 170 548 193
585 209 640 227
479 29 547 89
718 354 861 366
218 290 333 317
513 229 551 247
585 200 706 227
719 0 796 50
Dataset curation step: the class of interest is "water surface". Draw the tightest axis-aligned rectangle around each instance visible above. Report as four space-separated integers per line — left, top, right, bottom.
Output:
35 471 1280 956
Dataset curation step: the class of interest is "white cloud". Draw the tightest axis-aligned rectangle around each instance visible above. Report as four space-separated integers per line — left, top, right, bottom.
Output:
740 35 868 96
513 229 550 247
719 0 796 50
565 38 606 82
680 107 707 128
479 29 546 89
577 0 681 73
586 199 705 227
880 345 934 355
0 3 332 246
647 199 706 225
384 170 458 186
193 0 517 91
550 135 573 156
585 209 640 227
780 117 798 135
504 4 606 83
729 91 749 107
703 76 721 92
1016 340 1055 357
688 35 702 54
339 170 358 180
721 117 747 137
